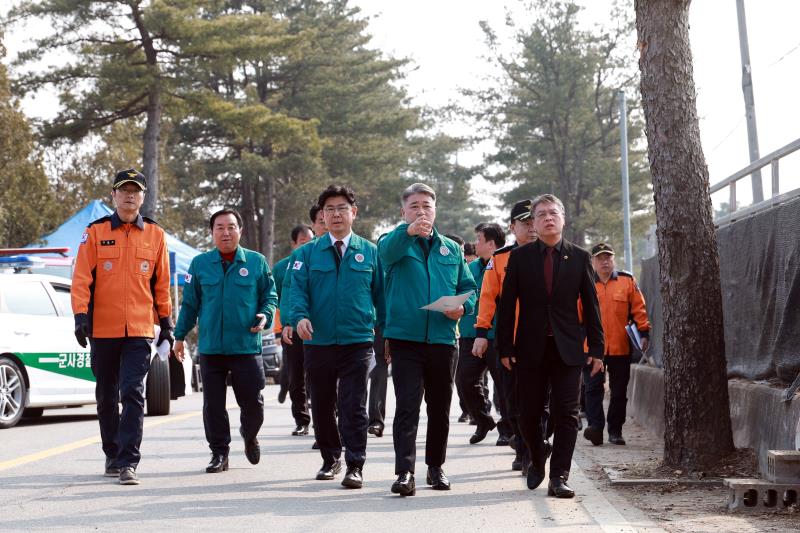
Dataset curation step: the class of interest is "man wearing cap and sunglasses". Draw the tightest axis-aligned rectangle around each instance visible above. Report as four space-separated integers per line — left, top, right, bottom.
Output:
72 169 174 486
581 243 650 447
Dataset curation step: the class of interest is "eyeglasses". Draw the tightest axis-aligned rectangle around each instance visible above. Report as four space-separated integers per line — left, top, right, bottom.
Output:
323 206 351 214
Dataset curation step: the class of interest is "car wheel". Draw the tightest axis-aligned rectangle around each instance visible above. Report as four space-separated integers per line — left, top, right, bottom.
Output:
146 355 171 416
0 356 27 429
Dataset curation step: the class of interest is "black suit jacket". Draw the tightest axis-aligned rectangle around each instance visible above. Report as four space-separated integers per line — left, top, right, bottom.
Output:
496 239 604 367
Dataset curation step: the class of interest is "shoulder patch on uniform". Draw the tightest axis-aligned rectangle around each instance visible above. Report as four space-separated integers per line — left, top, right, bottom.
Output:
184 273 192 284
292 261 303 270
142 216 160 226
486 258 494 270
87 215 111 228
618 270 633 278
80 232 89 244
493 244 515 256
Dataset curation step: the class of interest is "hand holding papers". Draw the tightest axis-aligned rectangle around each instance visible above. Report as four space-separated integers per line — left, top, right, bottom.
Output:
421 291 474 312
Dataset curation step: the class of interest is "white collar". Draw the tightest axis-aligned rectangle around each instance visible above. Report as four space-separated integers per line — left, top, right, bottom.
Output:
329 232 352 250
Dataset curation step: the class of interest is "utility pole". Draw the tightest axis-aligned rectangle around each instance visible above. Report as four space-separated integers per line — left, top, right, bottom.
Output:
618 90 633 273
736 0 764 204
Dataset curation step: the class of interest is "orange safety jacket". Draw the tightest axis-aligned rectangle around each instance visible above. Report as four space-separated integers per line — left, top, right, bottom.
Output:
475 243 519 340
71 212 172 338
580 271 650 356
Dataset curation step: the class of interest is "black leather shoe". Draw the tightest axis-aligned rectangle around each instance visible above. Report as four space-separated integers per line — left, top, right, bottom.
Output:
468 416 477 426
511 457 523 471
206 454 229 473
277 387 288 404
368 424 384 438
391 472 416 496
608 433 626 445
292 424 309 436
527 443 547 489
547 476 575 498
469 419 497 444
341 466 363 489
104 457 120 477
526 464 546 490
240 427 260 464
315 460 342 480
311 440 320 450
583 426 603 446
457 412 469 423
426 466 451 490
496 434 510 446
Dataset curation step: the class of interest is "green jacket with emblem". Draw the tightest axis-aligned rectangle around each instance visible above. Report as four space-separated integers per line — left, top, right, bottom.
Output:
279 238 318 327
174 246 277 355
287 233 385 346
378 224 477 346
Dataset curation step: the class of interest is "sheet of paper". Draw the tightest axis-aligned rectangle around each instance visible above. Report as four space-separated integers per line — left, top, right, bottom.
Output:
421 291 474 312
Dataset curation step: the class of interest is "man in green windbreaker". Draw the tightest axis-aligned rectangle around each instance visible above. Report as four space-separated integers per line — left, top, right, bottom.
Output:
173 209 277 474
379 182 477 497
287 185 385 489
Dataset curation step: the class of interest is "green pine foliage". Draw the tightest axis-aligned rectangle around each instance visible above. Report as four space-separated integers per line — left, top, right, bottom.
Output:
473 0 653 254
0 35 55 248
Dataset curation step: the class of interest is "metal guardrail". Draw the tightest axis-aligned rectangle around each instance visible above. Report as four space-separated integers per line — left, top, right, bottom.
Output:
711 136 800 227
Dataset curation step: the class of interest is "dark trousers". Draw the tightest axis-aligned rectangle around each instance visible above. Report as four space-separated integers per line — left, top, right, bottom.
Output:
583 355 631 435
283 333 311 426
90 337 151 469
390 340 455 474
278 339 289 393
515 337 582 480
199 354 265 456
304 343 371 468
456 337 512 437
368 337 388 429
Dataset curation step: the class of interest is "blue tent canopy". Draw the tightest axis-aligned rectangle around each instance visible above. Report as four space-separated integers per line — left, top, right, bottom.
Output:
32 200 201 285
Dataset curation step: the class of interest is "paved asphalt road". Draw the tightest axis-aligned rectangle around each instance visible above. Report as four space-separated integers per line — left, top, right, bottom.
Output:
1 382 664 532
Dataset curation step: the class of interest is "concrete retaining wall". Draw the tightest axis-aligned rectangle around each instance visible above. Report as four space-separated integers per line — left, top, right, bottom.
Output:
628 365 800 476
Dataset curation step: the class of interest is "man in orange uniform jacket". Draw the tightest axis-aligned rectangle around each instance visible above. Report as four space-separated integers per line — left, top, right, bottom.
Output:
582 243 650 446
72 169 173 486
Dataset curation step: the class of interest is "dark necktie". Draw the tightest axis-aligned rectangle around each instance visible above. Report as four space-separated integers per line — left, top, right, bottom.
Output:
334 240 344 262
544 247 554 296
418 237 430 259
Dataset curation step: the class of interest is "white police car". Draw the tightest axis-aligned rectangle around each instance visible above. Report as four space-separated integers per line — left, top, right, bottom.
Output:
0 268 186 429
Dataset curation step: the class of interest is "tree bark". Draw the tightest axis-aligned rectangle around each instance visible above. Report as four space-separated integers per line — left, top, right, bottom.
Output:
259 175 276 264
635 0 734 469
141 87 161 219
131 3 161 219
240 177 258 249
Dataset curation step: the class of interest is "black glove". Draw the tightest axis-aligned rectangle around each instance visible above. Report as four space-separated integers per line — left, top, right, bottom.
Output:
157 316 175 349
74 313 89 348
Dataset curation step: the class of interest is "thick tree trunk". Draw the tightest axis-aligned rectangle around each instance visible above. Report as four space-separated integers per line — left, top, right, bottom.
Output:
635 0 734 469
141 87 161 219
240 178 258 249
259 175 276 264
131 4 161 220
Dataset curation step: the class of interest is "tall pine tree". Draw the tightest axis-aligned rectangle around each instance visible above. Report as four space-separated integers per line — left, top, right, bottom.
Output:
0 34 54 248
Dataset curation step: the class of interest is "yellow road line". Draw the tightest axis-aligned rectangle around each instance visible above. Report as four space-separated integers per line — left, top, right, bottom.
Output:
0 395 277 473
0 411 201 473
